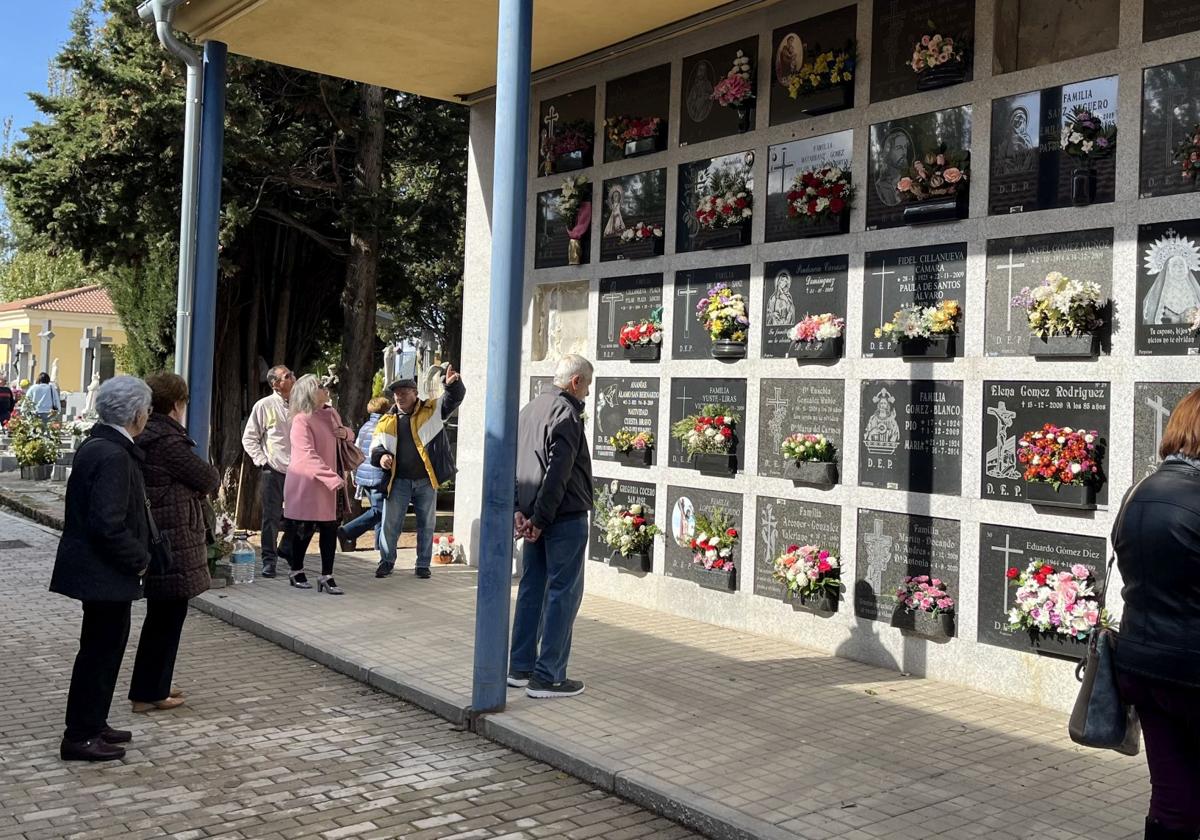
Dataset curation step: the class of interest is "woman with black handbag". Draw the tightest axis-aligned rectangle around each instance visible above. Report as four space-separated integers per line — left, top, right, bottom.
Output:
128 372 220 713
1113 388 1200 840
50 376 153 762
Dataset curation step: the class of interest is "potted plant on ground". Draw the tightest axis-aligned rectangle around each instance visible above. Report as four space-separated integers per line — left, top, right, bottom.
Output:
693 168 752 250
205 501 237 586
785 165 852 237
697 283 749 359
16 437 56 480
599 501 658 572
891 576 955 638
773 543 839 612
875 299 961 358
556 175 592 265
617 221 664 259
910 28 968 91
1172 123 1200 188
784 45 855 115
780 433 838 486
1017 423 1103 509
605 115 664 159
897 146 969 225
610 429 654 466
672 405 737 474
619 309 664 360
789 312 845 360
690 508 737 590
549 119 593 173
1011 271 1105 358
1007 560 1106 654
1060 106 1115 206
710 49 755 132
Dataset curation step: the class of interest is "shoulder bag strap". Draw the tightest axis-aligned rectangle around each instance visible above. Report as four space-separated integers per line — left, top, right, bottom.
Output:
1100 480 1142 608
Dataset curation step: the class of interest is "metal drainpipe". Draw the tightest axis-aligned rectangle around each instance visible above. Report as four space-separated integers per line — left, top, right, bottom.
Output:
138 0 203 380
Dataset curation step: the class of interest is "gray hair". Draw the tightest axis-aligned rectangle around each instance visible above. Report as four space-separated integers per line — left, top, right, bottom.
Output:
96 375 152 426
266 364 289 388
289 373 324 416
552 354 593 388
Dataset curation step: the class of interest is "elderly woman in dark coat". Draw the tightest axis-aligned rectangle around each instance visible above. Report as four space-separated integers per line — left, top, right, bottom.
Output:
129 372 221 713
50 375 153 762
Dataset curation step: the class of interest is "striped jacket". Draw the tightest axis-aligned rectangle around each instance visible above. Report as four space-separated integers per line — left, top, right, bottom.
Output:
369 379 465 492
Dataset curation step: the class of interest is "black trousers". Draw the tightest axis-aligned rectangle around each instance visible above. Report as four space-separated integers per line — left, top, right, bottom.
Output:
260 466 288 565
64 601 132 742
128 599 189 703
283 519 338 576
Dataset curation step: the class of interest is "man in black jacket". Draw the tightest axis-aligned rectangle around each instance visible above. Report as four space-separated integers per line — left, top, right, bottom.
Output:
509 355 593 699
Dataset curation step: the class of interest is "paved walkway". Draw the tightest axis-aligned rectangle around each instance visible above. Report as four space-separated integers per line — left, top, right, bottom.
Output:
0 511 698 840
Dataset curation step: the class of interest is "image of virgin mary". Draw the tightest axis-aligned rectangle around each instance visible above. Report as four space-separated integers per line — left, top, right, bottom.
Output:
1142 231 1200 325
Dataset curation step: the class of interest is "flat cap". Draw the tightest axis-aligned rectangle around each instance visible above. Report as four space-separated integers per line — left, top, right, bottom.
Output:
386 378 418 392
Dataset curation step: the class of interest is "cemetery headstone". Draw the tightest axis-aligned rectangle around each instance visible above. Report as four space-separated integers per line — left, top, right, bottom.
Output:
667 377 747 470
754 496 842 598
604 64 671 163
664 483 743 592
536 87 595 177
861 243 967 357
858 379 964 496
761 255 848 358
592 376 661 465
757 378 844 479
678 37 759 147
596 272 664 360
677 152 755 254
1140 57 1200 199
764 131 854 242
534 185 592 269
769 6 858 126
869 0 975 102
1133 382 1200 481
599 168 668 262
866 107 972 230
672 265 750 360
854 508 961 622
590 476 658 566
1136 219 1200 354
1143 0 1200 43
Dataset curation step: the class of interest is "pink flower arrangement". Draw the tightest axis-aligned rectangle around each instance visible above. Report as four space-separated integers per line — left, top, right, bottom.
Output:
690 509 738 572
605 115 663 148
895 575 954 616
896 146 969 200
1007 561 1105 640
1017 424 1102 489
772 544 839 600
910 32 964 73
791 312 844 344
710 50 754 107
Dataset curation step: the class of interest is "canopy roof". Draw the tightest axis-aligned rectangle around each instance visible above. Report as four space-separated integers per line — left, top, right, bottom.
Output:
175 0 757 102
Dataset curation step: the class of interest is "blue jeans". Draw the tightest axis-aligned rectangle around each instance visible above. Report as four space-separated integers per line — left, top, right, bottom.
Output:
379 476 436 570
341 487 386 548
509 512 588 684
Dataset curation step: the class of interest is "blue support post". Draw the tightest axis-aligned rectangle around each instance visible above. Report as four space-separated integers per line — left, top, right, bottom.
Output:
187 41 227 459
471 0 533 713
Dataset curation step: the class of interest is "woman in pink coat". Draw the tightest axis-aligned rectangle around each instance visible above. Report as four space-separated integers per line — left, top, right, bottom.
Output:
282 374 353 594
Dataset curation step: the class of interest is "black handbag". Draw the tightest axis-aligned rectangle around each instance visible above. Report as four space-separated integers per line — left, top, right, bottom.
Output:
144 497 176 577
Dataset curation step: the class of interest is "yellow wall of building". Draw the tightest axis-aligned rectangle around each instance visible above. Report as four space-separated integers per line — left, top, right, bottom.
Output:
0 312 127 395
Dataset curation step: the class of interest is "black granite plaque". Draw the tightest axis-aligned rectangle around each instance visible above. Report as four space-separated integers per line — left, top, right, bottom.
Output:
981 380 1110 505
866 107 972 231
869 0 975 103
1136 219 1200 355
754 496 842 598
765 131 854 243
528 376 554 401
679 37 759 147
1144 0 1200 43
664 484 743 592
984 229 1113 357
855 508 961 622
590 477 658 565
673 265 751 360
599 169 668 262
758 378 844 479
977 523 1106 659
592 376 661 464
534 185 592 270
677 152 755 254
604 64 671 163
1133 382 1200 481
769 6 857 126
667 378 747 471
596 273 664 361
761 255 848 358
536 87 595 177
861 244 967 357
989 76 1117 215
1140 58 1200 198
858 380 963 496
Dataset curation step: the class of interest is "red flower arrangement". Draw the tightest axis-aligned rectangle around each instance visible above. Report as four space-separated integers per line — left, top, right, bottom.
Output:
690 508 738 572
785 165 853 223
618 319 662 348
605 115 663 149
1016 424 1102 489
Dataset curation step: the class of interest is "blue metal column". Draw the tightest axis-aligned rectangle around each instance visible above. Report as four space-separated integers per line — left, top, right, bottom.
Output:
472 0 533 713
187 41 227 458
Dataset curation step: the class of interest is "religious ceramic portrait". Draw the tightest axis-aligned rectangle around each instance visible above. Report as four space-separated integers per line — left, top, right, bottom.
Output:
671 495 697 547
775 32 804 85
1141 226 1200 327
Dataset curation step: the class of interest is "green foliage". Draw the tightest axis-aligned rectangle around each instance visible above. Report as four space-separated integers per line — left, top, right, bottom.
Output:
371 368 385 397
0 246 90 303
103 238 177 375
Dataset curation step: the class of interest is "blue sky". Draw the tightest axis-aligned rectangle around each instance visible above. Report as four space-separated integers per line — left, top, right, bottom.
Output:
1 1 85 144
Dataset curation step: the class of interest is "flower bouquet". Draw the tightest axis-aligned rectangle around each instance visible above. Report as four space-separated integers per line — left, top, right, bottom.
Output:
785 166 852 235
605 115 663 158
773 544 839 611
896 146 969 224
204 500 237 580
784 46 855 115
1007 561 1106 649
1017 423 1103 509
617 220 664 259
780 433 838 486
548 119 593 173
693 167 752 249
697 284 749 358
557 175 592 264
10 397 58 479
690 508 738 588
892 575 955 638
910 29 967 91
672 404 737 474
789 312 845 360
601 502 658 571
1011 271 1105 358
1060 107 1115 205
1173 124 1200 186
618 307 663 361
874 299 961 357
609 429 654 466
434 534 464 564
711 50 754 130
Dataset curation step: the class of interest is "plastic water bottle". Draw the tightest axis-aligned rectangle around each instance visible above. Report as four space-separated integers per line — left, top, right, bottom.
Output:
232 532 255 584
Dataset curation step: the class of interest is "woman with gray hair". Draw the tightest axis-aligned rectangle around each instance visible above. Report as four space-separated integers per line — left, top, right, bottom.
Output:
50 375 153 762
281 374 352 593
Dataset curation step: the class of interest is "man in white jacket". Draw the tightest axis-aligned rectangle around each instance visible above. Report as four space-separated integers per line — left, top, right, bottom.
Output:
241 365 294 577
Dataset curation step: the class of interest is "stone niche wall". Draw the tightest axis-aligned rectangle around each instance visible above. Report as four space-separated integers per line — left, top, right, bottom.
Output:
468 0 1200 712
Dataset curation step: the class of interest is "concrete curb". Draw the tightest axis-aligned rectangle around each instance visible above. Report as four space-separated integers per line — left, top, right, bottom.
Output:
0 487 64 531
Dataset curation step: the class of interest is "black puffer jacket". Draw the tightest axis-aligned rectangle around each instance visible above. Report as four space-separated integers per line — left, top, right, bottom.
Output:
137 413 221 600
515 387 593 529
50 424 150 602
1112 458 1200 687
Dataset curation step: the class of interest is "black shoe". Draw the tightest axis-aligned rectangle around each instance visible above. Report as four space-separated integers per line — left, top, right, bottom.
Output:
375 563 394 578
261 562 277 578
525 678 585 699
336 527 355 552
317 576 344 595
61 737 126 762
288 571 312 589
99 726 132 744
1144 818 1200 840
415 567 432 579
506 670 532 688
